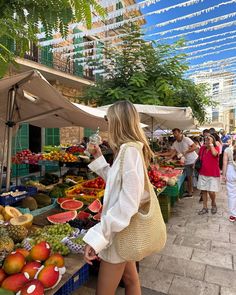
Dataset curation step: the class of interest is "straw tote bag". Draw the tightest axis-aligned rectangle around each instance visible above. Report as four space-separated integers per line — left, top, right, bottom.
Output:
114 142 167 261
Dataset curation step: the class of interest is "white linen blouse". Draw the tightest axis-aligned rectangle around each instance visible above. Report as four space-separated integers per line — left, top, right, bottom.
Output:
83 142 148 256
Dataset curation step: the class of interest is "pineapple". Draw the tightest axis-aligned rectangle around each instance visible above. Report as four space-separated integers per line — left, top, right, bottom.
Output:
7 225 28 243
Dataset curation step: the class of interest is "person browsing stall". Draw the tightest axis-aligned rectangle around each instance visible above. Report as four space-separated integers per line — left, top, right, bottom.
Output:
159 128 198 198
82 100 161 295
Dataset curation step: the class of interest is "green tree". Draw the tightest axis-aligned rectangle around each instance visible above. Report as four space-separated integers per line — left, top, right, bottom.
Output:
84 24 214 124
0 0 105 76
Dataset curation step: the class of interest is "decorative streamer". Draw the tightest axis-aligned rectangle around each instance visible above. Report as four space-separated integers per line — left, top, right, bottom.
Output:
189 56 236 69
186 61 236 73
186 29 236 45
39 1 235 46
181 35 236 50
187 46 236 60
148 12 236 38
187 40 236 56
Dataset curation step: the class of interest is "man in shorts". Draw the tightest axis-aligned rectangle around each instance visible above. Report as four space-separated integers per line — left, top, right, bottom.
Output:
160 129 198 197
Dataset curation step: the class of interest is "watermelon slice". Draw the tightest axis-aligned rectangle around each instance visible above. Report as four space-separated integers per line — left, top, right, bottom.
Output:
47 211 77 224
77 211 91 220
57 197 72 205
60 200 84 211
88 199 102 213
93 212 101 221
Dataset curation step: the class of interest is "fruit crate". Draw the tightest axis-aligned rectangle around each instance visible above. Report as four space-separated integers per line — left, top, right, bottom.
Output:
158 195 171 223
0 185 37 206
16 198 57 216
80 177 105 190
161 184 179 197
65 185 104 201
54 263 89 295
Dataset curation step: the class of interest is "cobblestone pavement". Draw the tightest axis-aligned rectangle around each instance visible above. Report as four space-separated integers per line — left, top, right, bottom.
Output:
76 184 232 294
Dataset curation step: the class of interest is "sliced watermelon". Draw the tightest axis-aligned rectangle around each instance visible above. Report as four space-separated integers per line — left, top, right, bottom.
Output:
47 211 77 224
57 197 72 205
60 200 84 211
93 212 101 221
77 211 91 220
88 199 102 213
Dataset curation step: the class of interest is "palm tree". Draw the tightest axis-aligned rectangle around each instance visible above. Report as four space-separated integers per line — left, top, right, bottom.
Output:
0 0 105 76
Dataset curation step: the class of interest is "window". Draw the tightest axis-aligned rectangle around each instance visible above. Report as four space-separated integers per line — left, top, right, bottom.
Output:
212 83 219 95
116 1 124 22
212 110 219 122
83 36 95 80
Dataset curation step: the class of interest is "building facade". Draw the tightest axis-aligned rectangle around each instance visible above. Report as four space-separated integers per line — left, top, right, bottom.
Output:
190 71 236 132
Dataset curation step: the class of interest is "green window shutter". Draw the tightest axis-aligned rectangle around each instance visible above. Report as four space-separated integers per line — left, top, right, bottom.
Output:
12 123 29 177
45 128 60 146
116 1 124 22
0 36 15 52
95 41 104 81
40 28 53 67
73 28 83 77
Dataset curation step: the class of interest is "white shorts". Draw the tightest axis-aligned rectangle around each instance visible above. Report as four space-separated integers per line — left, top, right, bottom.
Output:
197 175 220 192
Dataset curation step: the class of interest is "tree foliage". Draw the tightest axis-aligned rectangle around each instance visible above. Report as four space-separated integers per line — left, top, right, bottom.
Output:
0 0 105 76
84 24 214 124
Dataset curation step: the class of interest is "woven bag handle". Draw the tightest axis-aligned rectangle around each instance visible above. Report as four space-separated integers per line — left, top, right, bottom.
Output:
119 142 152 195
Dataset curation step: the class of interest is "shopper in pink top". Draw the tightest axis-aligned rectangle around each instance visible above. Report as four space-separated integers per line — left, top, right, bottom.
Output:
197 135 221 215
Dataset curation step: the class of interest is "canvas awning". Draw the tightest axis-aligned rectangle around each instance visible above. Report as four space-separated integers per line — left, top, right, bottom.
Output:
100 104 196 130
0 70 107 131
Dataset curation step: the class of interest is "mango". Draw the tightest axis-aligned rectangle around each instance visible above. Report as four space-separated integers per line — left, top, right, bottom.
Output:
0 268 7 285
21 261 42 279
18 279 44 295
2 273 29 292
3 252 25 274
0 288 14 295
37 265 61 289
30 241 51 261
44 253 64 268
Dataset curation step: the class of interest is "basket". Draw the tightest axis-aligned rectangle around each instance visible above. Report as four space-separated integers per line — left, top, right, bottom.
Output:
16 198 57 216
54 263 89 295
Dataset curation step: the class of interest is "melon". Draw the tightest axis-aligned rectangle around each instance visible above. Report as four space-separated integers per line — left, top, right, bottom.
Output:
88 199 102 213
10 213 33 229
93 212 101 221
3 206 22 221
60 200 83 211
77 211 91 220
57 197 71 205
47 211 77 224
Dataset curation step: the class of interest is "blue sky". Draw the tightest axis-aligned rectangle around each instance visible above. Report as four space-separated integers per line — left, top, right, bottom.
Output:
137 0 236 75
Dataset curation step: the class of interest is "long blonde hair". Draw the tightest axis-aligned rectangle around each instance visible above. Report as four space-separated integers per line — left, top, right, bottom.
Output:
107 100 153 165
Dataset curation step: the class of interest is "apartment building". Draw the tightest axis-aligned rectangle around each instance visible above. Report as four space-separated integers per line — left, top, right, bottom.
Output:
190 71 236 132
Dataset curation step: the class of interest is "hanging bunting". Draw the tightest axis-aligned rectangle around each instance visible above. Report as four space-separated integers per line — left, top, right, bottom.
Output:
187 40 236 56
186 29 236 45
149 13 236 39
187 46 236 60
189 56 236 69
39 1 235 47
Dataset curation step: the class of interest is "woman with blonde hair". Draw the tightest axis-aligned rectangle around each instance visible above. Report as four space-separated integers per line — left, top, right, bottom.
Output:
83 100 154 295
222 138 236 222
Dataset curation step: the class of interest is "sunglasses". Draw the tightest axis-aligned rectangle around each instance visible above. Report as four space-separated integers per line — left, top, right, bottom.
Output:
104 115 108 122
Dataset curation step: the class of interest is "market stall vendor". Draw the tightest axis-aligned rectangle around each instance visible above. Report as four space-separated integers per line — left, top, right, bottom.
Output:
157 128 198 198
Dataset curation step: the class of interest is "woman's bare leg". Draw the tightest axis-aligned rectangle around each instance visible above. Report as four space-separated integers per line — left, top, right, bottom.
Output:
96 260 126 295
122 261 141 295
202 190 208 208
209 191 216 207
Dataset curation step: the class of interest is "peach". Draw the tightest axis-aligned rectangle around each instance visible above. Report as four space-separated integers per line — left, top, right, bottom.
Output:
17 279 44 295
3 252 25 274
37 265 61 290
30 242 51 262
44 253 64 268
2 273 29 292
21 261 42 279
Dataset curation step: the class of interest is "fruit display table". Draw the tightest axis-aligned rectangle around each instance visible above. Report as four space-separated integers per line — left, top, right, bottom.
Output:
33 210 89 295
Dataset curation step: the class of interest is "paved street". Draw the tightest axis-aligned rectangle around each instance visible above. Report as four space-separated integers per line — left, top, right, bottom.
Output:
76 184 235 294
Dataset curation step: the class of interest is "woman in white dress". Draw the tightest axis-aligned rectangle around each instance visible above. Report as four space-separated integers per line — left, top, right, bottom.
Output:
83 100 153 295
222 139 236 222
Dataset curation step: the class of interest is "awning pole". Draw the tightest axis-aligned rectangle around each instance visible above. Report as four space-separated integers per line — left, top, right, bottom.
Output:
6 87 17 191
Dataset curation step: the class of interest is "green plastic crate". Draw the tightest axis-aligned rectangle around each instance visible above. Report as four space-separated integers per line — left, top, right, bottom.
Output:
158 195 171 223
161 184 179 197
